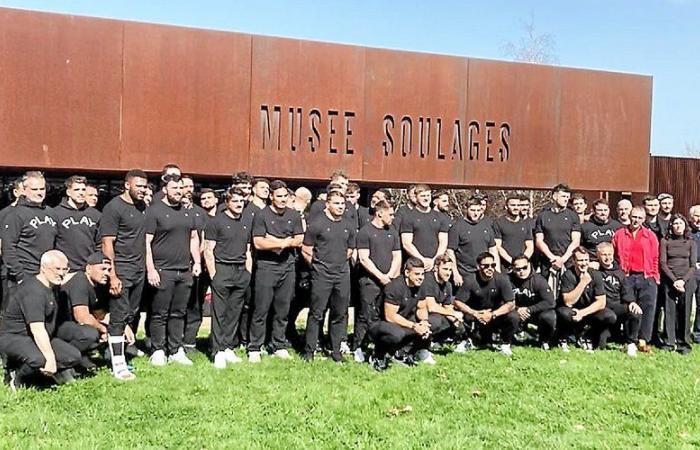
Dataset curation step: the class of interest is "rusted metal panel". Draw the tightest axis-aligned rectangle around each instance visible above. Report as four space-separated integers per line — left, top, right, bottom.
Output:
248 36 364 181
121 22 251 175
558 68 652 192
0 8 122 170
362 48 467 186
465 59 560 188
649 156 700 216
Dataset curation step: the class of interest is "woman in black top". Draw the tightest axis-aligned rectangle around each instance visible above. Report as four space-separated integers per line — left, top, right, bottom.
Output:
659 213 697 354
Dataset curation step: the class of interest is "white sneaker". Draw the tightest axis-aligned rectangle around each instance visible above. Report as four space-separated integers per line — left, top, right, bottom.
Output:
273 349 292 360
626 343 638 357
415 349 437 365
213 351 227 369
150 350 167 366
248 351 262 363
168 348 194 366
541 342 551 351
353 347 366 363
559 342 570 353
224 349 242 364
340 341 351 354
499 344 513 357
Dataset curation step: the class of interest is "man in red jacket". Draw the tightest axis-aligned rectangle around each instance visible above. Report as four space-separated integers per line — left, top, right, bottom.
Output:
612 206 659 353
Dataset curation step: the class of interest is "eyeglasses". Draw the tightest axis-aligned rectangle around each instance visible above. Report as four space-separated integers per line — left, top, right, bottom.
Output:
480 263 497 269
512 266 528 271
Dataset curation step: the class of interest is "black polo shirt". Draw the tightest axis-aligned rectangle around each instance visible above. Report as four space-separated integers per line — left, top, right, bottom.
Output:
383 277 426 321
303 213 356 273
534 208 581 257
253 206 304 270
509 271 554 313
58 271 108 323
205 211 252 264
144 200 196 271
0 276 58 336
400 208 450 258
421 271 453 306
455 273 514 310
448 217 496 274
356 222 400 275
100 196 147 280
560 269 606 308
494 216 533 259
308 199 358 228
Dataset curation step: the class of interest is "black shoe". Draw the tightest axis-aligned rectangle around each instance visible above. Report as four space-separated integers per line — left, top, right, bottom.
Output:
330 352 344 363
53 368 77 385
77 356 97 373
677 346 692 356
370 355 389 372
659 344 675 352
183 345 200 355
692 335 700 344
391 351 416 367
301 352 314 363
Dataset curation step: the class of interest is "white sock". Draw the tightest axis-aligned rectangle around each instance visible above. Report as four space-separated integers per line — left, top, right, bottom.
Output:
108 335 128 373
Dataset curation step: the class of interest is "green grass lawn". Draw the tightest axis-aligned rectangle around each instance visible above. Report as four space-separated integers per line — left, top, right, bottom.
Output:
1 345 699 449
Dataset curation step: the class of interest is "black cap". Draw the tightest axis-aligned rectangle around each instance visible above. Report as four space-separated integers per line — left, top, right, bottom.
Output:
86 251 110 266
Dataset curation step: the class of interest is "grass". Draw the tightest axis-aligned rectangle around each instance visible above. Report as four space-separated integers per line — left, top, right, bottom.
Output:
1 342 700 449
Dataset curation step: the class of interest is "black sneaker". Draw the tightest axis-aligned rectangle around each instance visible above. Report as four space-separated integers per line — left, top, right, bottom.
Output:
301 352 314 363
330 352 344 364
391 351 416 367
77 356 97 373
53 368 77 386
369 355 389 372
677 346 692 356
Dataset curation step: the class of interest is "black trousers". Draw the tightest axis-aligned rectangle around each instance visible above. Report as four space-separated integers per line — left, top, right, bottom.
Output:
556 306 617 348
427 313 463 342
304 266 351 357
286 269 312 346
55 322 101 354
518 309 557 343
627 274 658 342
249 265 295 352
184 274 210 346
149 269 193 353
693 271 700 340
210 263 250 354
0 333 81 378
606 301 642 344
108 273 145 337
0 271 8 315
352 276 384 350
463 310 520 344
663 278 696 348
234 283 253 348
368 321 425 359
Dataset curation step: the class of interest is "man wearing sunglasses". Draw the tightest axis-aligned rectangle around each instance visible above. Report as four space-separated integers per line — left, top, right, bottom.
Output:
453 252 517 356
509 254 556 349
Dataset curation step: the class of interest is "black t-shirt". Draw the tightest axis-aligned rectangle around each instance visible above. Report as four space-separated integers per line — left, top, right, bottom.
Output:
560 269 606 308
534 208 581 257
509 272 554 313
455 273 514 310
356 222 400 275
598 264 633 304
58 271 108 323
100 196 147 279
308 199 358 228
53 199 102 271
187 204 209 235
253 207 304 269
421 271 453 306
494 216 533 259
401 208 450 258
392 205 412 236
303 214 356 272
581 217 623 256
448 218 496 274
0 276 58 336
357 206 372 230
1 199 57 279
382 277 426 321
205 211 252 264
644 217 668 242
144 200 196 271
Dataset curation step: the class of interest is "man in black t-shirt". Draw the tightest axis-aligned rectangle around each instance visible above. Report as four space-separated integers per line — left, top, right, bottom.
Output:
448 198 498 285
433 189 454 229
100 169 148 380
581 198 622 268
307 171 358 226
0 176 24 315
56 252 112 372
401 184 449 272
203 187 253 369
557 247 616 352
145 175 201 367
249 180 304 362
352 200 402 362
0 250 80 389
367 257 433 371
509 255 556 348
302 191 357 362
454 252 518 356
494 193 534 270
393 185 416 234
422 254 465 348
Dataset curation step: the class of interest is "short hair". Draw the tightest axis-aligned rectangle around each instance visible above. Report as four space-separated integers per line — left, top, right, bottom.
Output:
571 193 586 202
161 164 180 175
592 198 609 208
269 179 287 192
64 175 87 190
433 189 449 198
376 188 393 202
226 187 247 202
573 246 589 258
330 170 348 182
253 177 270 187
146 182 156 192
466 198 482 208
519 195 530 203
181 174 194 183
295 187 312 202
657 193 674 201
374 200 392 212
505 191 521 202
596 242 614 253
434 253 453 266
347 182 360 194
689 205 700 216
552 183 571 194
325 183 344 194
404 257 424 271
287 188 295 197
414 184 431 195
642 194 658 205
630 206 646 217
40 249 67 268
476 252 495 265
125 169 147 182
232 171 253 185
23 171 44 184
162 174 182 184
200 187 215 197
12 176 25 191
512 254 530 265
617 199 632 208
327 190 345 202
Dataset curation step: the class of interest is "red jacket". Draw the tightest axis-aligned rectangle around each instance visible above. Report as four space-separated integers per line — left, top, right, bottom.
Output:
612 226 660 284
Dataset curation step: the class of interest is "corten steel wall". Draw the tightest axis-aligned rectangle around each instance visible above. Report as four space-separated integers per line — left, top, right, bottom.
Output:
649 156 700 216
0 8 652 191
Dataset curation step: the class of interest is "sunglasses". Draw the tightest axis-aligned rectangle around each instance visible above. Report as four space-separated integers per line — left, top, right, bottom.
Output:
512 266 528 271
480 263 497 269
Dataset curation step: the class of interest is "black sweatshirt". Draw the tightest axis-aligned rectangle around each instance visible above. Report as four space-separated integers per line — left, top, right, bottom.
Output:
509 271 555 313
53 199 102 271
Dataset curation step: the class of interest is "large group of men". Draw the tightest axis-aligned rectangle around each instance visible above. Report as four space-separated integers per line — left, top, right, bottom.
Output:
1 165 699 389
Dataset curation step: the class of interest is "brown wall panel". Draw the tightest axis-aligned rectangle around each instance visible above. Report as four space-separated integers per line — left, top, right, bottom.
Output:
558 68 652 192
0 9 122 170
465 59 561 188
248 36 365 181
121 22 251 174
362 49 467 186
650 156 700 216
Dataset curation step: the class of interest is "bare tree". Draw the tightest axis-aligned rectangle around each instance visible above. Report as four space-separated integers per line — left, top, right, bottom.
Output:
501 13 559 65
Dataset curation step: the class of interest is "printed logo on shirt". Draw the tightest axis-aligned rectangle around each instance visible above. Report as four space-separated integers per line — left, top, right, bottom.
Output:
61 216 97 229
29 215 56 229
513 287 535 298
602 274 620 287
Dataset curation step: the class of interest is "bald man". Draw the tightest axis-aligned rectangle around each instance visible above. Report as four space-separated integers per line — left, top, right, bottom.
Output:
616 199 632 226
0 251 81 390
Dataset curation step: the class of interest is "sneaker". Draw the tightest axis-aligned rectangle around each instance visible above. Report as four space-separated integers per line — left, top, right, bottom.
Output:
584 342 594 354
454 339 473 354
370 354 389 372
184 345 200 355
301 352 314 363
168 348 194 366
224 349 242 364
113 367 136 381
677 346 692 356
498 344 513 357
626 343 638 357
415 349 437 365
273 349 292 360
53 368 77 385
213 351 227 369
248 351 262 363
559 341 570 353
541 342 551 351
339 341 351 354
150 350 167 367
331 352 344 363
353 347 366 363
391 351 416 367
6 369 20 392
